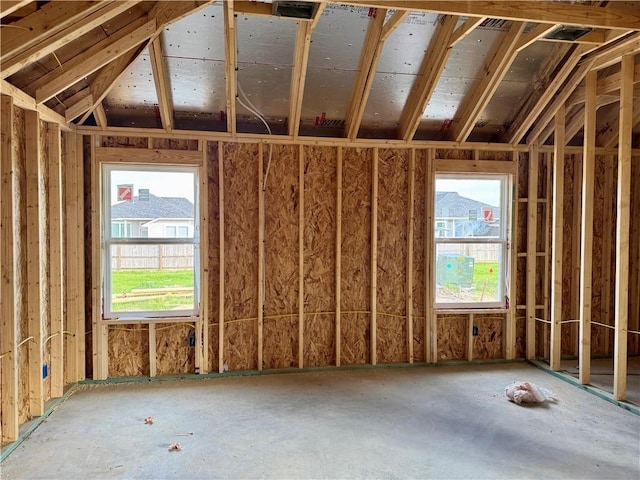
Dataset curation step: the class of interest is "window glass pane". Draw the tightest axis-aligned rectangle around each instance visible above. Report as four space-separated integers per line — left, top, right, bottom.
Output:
109 170 195 239
165 226 177 237
435 178 501 238
435 244 502 305
109 244 195 312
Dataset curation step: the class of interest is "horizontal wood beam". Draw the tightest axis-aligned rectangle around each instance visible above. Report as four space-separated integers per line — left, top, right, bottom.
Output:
567 64 640 107
599 98 640 148
95 146 203 164
331 1 640 30
588 32 640 70
1 1 141 80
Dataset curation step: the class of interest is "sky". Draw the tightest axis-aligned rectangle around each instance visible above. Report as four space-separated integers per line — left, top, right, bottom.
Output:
436 178 501 207
110 170 195 205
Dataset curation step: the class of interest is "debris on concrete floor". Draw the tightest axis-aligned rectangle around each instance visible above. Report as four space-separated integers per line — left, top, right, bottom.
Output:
168 443 182 452
144 416 154 424
505 381 556 405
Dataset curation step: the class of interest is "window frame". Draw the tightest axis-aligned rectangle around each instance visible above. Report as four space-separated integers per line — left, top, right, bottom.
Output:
433 172 512 310
102 163 200 320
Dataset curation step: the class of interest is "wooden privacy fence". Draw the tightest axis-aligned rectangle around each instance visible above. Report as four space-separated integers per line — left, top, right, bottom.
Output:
111 244 194 270
436 243 500 261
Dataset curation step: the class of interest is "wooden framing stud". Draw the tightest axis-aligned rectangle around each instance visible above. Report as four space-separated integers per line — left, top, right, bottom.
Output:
579 70 597 385
197 141 209 373
149 324 157 377
224 0 237 135
149 35 174 131
550 104 565 371
298 144 305 368
406 149 415 363
424 149 435 363
258 143 265 371
613 54 634 401
218 141 225 373
526 142 539 360
335 146 343 367
371 147 379 365
288 21 313 138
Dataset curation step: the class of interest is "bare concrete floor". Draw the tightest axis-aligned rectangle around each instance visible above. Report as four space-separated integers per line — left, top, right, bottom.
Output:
2 363 639 479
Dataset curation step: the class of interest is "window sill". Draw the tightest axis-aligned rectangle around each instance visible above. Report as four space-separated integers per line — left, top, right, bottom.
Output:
102 316 198 325
434 308 509 314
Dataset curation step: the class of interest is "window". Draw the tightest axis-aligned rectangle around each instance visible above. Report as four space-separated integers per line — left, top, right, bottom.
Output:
434 174 510 308
103 165 199 319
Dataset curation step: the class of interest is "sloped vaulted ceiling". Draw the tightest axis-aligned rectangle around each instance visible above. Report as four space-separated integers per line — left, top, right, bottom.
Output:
2 0 640 146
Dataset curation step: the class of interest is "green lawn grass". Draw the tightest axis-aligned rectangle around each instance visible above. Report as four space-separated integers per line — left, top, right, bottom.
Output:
439 261 499 302
111 269 194 312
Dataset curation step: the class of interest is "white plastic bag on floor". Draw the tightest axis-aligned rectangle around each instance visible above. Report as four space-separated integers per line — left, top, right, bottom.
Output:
505 381 555 404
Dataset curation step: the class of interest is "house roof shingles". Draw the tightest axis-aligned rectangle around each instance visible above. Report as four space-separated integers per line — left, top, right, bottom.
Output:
111 194 194 220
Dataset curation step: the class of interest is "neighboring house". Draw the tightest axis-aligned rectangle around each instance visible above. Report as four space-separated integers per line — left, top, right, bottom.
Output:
111 193 194 238
435 191 500 237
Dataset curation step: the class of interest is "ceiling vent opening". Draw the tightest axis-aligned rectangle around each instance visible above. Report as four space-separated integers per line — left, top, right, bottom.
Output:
272 1 319 19
544 25 593 41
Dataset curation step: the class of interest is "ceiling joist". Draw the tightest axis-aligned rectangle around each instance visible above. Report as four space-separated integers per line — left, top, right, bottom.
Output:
333 1 640 30
0 0 32 19
397 15 459 142
452 21 526 142
1 1 142 80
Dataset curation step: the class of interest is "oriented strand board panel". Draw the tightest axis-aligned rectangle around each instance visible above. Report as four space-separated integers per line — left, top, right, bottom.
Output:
156 324 195 375
436 149 473 160
340 148 371 365
376 149 408 364
207 141 220 372
303 146 337 367
561 154 577 355
473 314 504 359
437 314 467 361
263 145 299 369
101 136 149 148
223 143 259 371
515 317 526 358
150 138 199 150
478 151 512 161
108 326 149 377
412 149 426 362
629 157 640 355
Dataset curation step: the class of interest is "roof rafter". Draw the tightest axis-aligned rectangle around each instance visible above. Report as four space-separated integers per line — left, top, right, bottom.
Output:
1 1 142 80
0 1 112 62
397 15 459 142
331 1 640 30
76 44 148 126
224 0 237 135
288 3 326 138
34 19 157 104
507 45 589 144
93 102 108 129
149 35 173 131
0 79 69 128
567 64 640 107
344 8 409 140
452 21 526 142
450 16 486 47
0 0 33 19
599 98 640 148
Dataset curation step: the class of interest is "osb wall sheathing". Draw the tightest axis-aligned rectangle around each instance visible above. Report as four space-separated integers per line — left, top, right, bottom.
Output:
515 151 528 357
150 138 199 150
14 107 29 424
108 325 149 377
101 136 149 148
340 148 371 365
223 143 259 371
437 314 467 361
207 141 220 372
303 146 336 367
156 324 195 375
473 314 504 359
376 149 408 364
263 145 299 369
412 150 427 362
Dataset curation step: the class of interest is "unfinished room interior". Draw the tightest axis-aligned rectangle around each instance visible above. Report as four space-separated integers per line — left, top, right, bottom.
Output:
1 0 640 477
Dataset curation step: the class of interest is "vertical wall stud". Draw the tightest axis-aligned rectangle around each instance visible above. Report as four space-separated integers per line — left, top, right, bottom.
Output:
336 146 343 367
425 149 435 363
506 150 518 359
258 143 264 371
406 149 415 363
298 144 305 368
25 110 44 415
218 142 225 374
1 95 19 441
613 54 633 400
371 147 378 365
579 70 597 385
149 324 157 378
526 142 539 359
198 140 209 373
48 123 64 397
550 104 565 371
